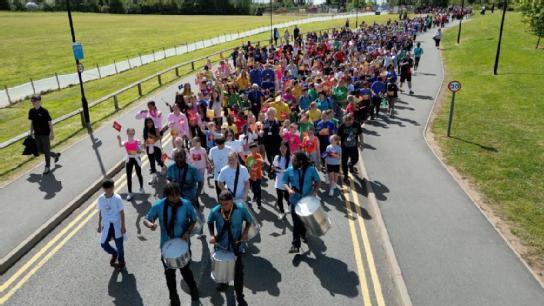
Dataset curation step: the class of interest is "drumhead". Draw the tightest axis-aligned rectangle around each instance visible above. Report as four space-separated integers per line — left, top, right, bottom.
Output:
295 196 321 216
212 250 236 262
161 238 188 259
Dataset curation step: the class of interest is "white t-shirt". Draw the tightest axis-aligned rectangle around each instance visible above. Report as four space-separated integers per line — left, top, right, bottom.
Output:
208 145 232 179
225 140 242 153
218 165 249 200
273 155 291 190
96 193 124 242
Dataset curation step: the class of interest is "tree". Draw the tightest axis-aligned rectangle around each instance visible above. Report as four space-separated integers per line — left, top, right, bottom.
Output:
519 0 544 48
108 0 125 13
0 0 10 10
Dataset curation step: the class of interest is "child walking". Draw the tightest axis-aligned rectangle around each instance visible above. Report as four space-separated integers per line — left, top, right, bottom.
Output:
117 128 144 201
272 141 291 219
245 142 264 209
97 179 126 270
324 135 342 196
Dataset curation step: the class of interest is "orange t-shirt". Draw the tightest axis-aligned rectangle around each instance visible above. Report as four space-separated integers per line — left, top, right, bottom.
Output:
245 152 263 181
302 136 319 154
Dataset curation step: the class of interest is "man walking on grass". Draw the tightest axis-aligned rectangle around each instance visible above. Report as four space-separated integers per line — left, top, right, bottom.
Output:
28 95 61 174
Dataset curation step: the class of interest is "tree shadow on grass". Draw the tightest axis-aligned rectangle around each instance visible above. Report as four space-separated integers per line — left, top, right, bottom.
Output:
450 136 498 152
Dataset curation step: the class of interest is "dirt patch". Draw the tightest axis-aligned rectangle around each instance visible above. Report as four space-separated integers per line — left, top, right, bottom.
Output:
425 47 544 286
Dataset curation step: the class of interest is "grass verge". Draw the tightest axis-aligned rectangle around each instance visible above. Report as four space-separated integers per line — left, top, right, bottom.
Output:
432 12 544 268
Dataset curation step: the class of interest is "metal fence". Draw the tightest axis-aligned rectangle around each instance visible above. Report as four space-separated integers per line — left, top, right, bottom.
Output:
0 12 369 107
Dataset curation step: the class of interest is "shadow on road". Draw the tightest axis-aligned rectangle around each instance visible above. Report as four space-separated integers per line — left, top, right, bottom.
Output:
127 194 153 240
27 165 63 199
108 269 144 306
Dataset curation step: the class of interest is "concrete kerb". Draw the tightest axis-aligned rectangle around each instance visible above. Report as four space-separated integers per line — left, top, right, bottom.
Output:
357 145 413 306
422 20 544 289
0 159 125 275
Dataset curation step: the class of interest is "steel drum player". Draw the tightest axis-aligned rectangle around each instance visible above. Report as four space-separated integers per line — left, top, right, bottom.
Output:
207 190 252 306
143 183 200 306
283 152 321 253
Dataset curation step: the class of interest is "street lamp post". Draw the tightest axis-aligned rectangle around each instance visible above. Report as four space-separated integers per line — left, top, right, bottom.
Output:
66 0 90 127
457 0 465 44
493 0 508 75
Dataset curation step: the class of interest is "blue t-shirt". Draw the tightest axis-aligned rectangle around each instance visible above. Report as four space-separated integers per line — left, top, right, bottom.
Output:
371 81 386 96
299 95 312 111
317 97 333 111
413 47 423 58
282 166 321 205
166 164 203 201
262 68 275 82
249 69 263 86
325 145 342 165
248 90 264 108
145 198 197 248
207 202 253 252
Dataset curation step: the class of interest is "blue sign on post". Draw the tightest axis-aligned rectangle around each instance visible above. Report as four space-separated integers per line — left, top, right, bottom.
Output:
72 42 84 61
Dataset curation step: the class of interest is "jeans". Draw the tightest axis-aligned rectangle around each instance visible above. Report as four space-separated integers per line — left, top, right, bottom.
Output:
126 158 143 193
250 179 262 207
35 134 59 167
146 146 165 173
276 188 289 213
341 146 359 177
101 223 124 264
234 255 245 300
291 204 307 248
371 96 381 118
161 259 199 305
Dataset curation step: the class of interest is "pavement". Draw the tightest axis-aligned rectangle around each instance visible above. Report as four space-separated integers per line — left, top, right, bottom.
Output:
361 21 544 306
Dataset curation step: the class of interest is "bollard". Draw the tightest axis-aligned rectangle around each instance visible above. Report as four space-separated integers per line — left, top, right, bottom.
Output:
127 57 131 69
191 61 195 71
158 74 162 86
4 85 12 105
114 60 118 74
96 64 102 78
55 73 61 89
30 78 36 94
137 83 142 96
175 67 179 77
113 95 119 111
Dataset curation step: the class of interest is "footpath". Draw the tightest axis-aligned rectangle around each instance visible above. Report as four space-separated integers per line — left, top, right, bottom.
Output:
361 20 544 305
0 71 195 273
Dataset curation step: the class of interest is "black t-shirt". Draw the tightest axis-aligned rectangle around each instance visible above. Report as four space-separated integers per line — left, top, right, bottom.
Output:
28 107 52 136
262 119 281 143
400 58 414 76
337 122 363 148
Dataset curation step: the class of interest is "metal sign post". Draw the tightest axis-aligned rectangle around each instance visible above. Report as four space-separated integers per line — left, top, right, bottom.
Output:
447 81 462 137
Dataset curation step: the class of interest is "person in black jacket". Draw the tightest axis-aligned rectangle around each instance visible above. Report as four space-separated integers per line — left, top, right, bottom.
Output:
28 95 61 174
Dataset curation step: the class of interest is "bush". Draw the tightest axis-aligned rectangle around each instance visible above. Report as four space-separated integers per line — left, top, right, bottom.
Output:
108 0 125 13
0 0 10 10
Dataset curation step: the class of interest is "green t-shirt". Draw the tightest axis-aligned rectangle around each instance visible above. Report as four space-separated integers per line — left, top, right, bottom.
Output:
227 93 241 108
332 86 348 104
308 88 318 101
299 121 314 137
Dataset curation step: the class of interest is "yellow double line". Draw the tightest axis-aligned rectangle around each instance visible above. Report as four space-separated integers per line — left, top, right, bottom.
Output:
0 134 173 304
343 173 386 306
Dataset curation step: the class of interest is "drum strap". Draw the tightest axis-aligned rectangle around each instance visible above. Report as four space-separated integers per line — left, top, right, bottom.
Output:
176 164 189 197
229 165 241 197
163 200 182 239
218 206 239 254
296 166 308 195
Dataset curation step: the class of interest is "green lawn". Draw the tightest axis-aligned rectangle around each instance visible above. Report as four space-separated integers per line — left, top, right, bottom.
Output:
0 13 395 184
433 13 544 260
0 12 302 87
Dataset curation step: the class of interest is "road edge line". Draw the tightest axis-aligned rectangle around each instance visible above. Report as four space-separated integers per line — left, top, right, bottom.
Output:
356 155 413 306
422 22 544 289
0 159 125 275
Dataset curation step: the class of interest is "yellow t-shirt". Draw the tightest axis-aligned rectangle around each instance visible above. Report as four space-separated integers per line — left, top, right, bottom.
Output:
269 101 290 120
236 76 250 91
292 85 303 99
308 109 322 122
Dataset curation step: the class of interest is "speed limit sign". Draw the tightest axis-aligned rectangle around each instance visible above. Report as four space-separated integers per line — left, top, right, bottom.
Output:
448 80 461 92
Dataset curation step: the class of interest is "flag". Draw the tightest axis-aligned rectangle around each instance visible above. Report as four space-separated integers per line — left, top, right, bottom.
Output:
113 121 122 132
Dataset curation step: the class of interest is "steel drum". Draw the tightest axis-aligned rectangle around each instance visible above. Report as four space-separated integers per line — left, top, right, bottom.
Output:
161 238 191 269
211 250 236 283
238 201 261 241
295 196 331 236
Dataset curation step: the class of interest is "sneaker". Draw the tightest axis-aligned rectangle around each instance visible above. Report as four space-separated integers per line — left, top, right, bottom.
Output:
139 187 145 194
42 166 50 175
328 188 334 197
409 90 414 95
54 153 61 164
289 246 300 254
110 254 117 267
126 193 133 201
237 297 248 306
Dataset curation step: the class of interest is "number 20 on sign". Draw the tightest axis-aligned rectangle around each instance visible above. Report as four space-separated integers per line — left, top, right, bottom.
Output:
447 81 461 137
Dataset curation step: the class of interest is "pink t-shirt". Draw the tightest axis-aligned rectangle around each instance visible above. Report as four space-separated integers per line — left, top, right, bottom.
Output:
124 139 140 156
282 131 301 153
167 112 189 137
136 110 163 129
188 147 207 170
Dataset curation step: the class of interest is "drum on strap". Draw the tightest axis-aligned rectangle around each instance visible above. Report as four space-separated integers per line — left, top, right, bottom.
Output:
211 249 236 283
295 196 331 236
161 238 191 269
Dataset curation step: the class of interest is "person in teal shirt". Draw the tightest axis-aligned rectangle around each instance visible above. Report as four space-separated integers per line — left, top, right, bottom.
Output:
207 191 252 306
144 183 199 305
298 87 312 111
413 42 424 71
282 152 321 253
316 92 333 111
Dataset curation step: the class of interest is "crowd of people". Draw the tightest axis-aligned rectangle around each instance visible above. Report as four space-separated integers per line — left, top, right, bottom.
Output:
86 10 460 306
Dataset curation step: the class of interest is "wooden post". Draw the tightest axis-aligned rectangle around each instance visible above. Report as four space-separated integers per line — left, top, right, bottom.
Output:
127 57 131 69
114 60 118 74
30 78 36 94
4 85 12 105
137 83 142 96
191 61 195 71
113 95 119 111
96 64 102 78
163 47 166 58
158 74 162 86
175 67 179 77
55 73 61 89
153 50 156 62
139 53 143 65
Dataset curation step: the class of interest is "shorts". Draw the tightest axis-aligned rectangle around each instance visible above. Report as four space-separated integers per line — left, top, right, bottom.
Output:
400 74 412 83
327 164 340 173
415 57 421 66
